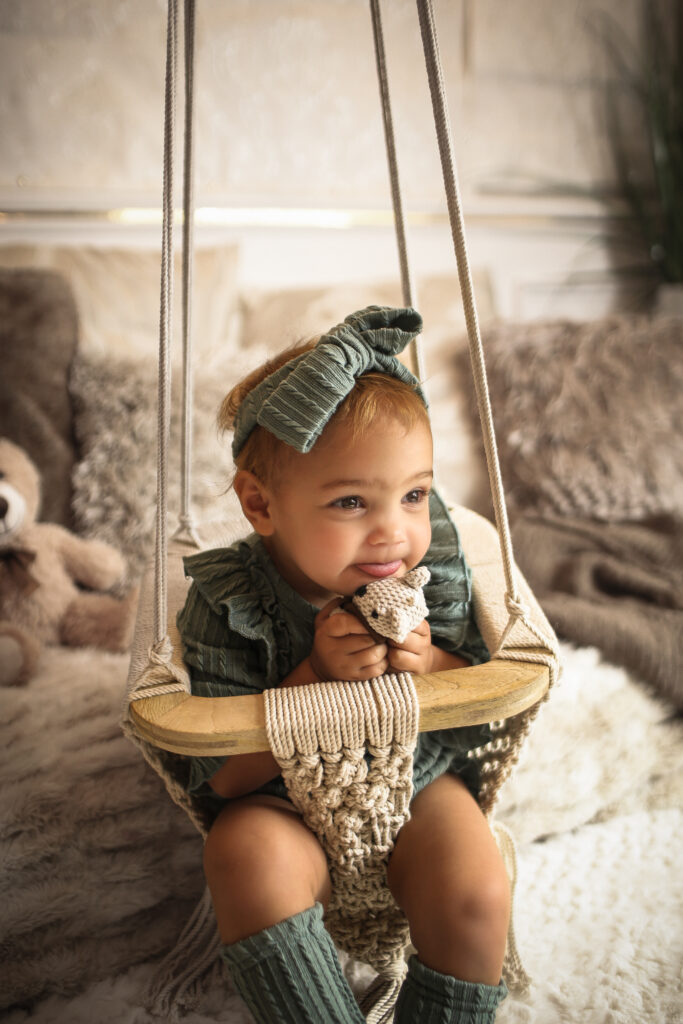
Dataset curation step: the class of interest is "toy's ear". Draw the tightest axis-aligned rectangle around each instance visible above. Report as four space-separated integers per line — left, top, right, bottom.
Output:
404 566 430 589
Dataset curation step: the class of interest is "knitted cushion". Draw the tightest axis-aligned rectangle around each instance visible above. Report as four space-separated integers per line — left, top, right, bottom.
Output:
464 316 683 521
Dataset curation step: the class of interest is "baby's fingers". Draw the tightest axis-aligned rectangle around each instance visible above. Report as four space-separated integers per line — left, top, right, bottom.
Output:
323 610 372 638
338 635 387 660
387 647 426 673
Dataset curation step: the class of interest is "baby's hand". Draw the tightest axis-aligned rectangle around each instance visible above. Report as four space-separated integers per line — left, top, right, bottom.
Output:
310 599 388 682
387 618 434 675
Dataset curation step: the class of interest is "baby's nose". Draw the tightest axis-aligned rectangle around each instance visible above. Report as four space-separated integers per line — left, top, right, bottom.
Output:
368 517 404 544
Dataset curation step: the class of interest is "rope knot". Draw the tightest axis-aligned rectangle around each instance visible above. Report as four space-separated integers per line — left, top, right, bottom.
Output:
148 636 174 666
504 592 528 621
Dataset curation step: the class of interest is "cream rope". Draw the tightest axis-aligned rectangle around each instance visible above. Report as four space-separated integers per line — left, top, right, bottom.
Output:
154 0 200 656
153 0 178 650
173 0 202 548
368 0 426 387
492 821 531 995
415 0 558 662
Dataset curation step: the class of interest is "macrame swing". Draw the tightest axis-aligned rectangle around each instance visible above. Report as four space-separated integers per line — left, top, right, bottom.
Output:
123 0 561 1020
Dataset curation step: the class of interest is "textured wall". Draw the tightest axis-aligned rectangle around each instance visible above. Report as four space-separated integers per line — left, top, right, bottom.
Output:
0 0 640 210
0 0 654 317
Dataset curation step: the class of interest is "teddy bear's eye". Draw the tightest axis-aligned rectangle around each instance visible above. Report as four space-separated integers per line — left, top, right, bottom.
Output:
371 609 379 618
0 471 4 479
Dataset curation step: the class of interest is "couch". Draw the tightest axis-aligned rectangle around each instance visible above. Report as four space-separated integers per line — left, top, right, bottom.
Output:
1 246 681 1024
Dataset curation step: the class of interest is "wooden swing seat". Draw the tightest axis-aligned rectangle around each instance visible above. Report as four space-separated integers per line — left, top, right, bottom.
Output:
130 660 549 757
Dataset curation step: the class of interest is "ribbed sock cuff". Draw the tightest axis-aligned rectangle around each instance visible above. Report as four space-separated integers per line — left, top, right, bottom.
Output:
221 903 365 1024
396 955 507 1023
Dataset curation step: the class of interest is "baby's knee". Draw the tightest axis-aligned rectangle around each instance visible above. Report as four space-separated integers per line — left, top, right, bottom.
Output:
449 868 510 945
203 800 330 914
205 805 287 884
409 861 510 965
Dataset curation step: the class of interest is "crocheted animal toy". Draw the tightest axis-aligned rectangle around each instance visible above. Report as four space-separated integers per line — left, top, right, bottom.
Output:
0 438 139 686
345 565 430 644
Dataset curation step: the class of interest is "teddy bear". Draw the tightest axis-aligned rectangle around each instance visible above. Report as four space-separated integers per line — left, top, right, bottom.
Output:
0 437 139 686
343 565 431 644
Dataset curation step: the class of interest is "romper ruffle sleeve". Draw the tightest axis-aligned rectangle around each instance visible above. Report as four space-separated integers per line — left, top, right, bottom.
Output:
177 534 316 802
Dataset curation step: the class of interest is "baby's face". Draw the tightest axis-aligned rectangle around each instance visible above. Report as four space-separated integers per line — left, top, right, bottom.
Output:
261 416 433 606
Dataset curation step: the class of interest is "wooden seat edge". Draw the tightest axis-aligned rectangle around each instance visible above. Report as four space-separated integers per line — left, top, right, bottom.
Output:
128 661 550 757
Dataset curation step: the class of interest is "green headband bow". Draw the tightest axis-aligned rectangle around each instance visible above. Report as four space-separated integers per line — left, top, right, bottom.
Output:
232 305 426 457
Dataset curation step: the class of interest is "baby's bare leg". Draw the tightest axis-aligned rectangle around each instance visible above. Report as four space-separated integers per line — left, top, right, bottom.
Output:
387 773 510 986
203 794 332 944
206 796 364 1024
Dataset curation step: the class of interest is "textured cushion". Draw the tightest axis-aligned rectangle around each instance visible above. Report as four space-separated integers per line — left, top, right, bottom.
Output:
69 343 276 580
0 268 78 527
464 316 683 521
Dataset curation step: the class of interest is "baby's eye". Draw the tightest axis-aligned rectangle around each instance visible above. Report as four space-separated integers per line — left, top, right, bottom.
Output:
403 488 428 505
332 495 364 510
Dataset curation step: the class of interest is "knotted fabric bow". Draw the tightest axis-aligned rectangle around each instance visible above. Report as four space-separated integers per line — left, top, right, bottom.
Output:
232 305 426 457
0 546 40 595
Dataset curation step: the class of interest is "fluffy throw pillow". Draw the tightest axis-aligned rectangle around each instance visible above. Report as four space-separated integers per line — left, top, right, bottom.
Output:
69 346 275 579
466 315 683 521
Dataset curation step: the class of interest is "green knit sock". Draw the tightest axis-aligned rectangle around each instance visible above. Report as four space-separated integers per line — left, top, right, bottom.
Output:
221 903 365 1024
394 956 508 1024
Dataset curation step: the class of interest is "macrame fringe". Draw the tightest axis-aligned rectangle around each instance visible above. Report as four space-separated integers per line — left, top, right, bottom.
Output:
143 886 222 1021
493 820 532 996
359 968 407 1024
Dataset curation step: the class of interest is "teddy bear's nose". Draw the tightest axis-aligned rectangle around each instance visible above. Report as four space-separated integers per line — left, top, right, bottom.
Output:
0 496 8 520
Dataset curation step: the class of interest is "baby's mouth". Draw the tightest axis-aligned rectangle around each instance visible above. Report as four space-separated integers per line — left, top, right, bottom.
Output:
355 560 402 578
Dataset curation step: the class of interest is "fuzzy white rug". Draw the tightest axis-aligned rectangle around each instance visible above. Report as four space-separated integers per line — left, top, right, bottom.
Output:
6 810 681 1024
3 643 681 1022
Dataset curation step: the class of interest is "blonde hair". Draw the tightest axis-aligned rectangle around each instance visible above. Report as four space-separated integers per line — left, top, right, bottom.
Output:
219 339 430 488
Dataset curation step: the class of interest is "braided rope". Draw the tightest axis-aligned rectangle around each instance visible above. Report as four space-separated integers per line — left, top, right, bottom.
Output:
368 0 426 387
155 0 201 651
265 675 419 986
173 0 202 548
154 0 178 647
414 0 559 664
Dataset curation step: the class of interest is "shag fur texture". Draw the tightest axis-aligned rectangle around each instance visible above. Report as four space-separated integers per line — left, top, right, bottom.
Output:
0 647 207 1011
69 350 268 580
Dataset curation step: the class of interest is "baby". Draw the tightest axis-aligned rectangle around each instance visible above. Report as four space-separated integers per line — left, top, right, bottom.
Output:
178 306 509 1023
